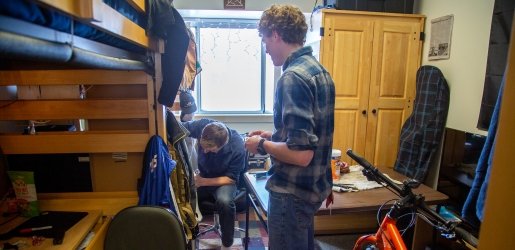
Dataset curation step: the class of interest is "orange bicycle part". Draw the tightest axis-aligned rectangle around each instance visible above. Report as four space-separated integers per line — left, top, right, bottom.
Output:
354 215 407 250
347 149 478 250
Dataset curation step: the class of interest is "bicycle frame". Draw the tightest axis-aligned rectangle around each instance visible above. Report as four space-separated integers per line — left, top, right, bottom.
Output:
347 149 478 250
354 213 407 250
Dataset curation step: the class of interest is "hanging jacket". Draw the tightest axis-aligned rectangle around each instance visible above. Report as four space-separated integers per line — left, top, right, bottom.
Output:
146 0 175 39
180 29 202 91
394 66 450 181
158 7 189 106
462 75 504 227
145 1 189 106
138 135 180 216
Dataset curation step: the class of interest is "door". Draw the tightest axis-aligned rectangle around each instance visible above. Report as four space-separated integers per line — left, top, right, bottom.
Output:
365 18 422 168
320 14 374 163
320 12 423 166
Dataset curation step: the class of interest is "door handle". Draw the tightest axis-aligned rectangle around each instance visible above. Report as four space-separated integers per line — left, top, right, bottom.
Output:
372 109 377 114
362 110 367 115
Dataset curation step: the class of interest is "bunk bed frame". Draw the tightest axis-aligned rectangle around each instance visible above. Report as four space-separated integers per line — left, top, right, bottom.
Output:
0 1 169 248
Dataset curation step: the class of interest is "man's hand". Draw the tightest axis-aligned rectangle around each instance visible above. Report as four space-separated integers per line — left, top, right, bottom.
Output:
194 174 235 188
248 130 272 139
194 174 205 188
245 135 263 155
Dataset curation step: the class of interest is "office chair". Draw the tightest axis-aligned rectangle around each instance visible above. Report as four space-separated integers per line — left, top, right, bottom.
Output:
104 206 187 250
196 189 247 238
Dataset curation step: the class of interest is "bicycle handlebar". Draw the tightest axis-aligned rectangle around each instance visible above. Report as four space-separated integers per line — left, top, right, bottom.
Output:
346 149 404 195
455 226 479 247
345 149 478 248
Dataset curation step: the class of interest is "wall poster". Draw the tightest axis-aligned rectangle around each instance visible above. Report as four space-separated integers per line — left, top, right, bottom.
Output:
224 0 245 10
428 15 454 60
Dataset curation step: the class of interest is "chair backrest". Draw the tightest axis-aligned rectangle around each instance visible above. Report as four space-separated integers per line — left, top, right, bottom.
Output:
237 148 249 190
104 206 186 250
235 148 249 212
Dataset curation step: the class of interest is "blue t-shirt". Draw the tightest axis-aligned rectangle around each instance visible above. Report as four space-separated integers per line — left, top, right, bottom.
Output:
181 118 246 185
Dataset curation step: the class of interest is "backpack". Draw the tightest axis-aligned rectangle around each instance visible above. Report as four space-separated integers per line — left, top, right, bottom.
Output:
169 145 198 241
166 111 199 241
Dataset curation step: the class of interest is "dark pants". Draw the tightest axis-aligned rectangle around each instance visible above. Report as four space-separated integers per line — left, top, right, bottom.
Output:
197 184 237 247
268 191 322 250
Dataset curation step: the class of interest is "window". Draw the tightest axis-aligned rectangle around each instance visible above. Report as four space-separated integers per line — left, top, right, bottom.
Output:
187 19 275 114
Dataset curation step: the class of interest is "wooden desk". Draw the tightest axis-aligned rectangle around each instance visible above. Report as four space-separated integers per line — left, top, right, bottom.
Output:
0 210 102 250
244 168 449 238
0 191 137 250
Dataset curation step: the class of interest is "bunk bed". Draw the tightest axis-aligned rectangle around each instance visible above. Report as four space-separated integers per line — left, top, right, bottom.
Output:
0 0 181 248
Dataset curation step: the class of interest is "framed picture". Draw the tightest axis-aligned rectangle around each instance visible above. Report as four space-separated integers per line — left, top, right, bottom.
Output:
428 15 454 60
224 0 245 10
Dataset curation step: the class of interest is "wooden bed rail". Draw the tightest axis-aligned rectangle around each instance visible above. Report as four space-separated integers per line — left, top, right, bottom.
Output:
0 69 160 154
34 0 162 52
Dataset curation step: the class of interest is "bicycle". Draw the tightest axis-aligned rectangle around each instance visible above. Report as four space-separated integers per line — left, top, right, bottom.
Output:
346 149 479 250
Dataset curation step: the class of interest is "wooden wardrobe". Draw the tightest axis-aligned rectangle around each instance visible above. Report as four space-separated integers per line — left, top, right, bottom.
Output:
308 9 425 167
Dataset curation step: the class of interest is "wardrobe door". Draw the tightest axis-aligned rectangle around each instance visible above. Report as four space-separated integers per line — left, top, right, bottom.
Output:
365 17 423 167
320 13 374 163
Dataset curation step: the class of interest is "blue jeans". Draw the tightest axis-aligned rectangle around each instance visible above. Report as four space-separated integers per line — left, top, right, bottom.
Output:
197 184 237 247
267 191 322 250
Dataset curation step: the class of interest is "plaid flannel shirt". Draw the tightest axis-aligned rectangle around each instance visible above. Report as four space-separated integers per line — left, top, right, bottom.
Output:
266 46 336 203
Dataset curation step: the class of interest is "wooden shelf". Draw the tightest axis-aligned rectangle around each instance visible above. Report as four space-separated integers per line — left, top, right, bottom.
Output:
0 131 150 154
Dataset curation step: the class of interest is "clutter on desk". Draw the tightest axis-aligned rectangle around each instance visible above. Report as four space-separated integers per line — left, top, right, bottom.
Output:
333 165 402 192
7 171 39 217
0 211 88 245
332 184 358 192
2 240 29 250
331 149 350 180
251 170 269 179
331 149 342 180
248 153 270 171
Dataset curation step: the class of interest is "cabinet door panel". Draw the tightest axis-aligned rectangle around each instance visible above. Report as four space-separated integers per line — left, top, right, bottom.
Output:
365 109 404 168
367 20 421 166
322 15 373 161
333 110 366 163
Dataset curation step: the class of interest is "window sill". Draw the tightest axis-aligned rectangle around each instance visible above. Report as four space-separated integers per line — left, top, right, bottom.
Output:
175 113 273 123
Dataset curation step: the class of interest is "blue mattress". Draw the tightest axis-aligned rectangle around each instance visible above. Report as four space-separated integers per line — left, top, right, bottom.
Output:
0 0 147 54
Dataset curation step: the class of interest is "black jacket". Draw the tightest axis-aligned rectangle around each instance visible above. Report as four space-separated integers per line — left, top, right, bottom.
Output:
147 0 189 106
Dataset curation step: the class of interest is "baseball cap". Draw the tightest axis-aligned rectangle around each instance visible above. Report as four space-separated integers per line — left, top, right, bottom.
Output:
179 90 197 115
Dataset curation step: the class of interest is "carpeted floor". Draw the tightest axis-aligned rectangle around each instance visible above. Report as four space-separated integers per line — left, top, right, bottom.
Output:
195 210 360 250
196 212 268 249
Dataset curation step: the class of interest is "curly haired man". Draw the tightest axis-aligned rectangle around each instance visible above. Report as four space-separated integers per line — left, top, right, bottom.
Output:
245 4 336 250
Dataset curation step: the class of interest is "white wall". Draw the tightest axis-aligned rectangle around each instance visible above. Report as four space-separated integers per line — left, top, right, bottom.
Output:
175 0 496 136
415 0 495 135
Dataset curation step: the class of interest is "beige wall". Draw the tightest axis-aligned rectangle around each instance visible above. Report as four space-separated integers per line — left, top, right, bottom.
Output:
415 0 495 135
